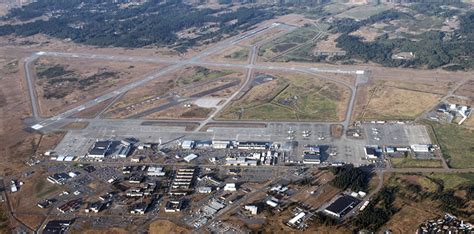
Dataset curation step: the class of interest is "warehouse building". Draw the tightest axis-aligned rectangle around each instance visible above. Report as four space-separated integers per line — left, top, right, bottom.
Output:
87 140 112 158
324 195 361 218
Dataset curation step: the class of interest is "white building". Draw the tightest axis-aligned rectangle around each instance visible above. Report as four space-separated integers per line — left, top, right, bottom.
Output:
181 140 194 149
244 205 258 215
411 144 430 153
288 212 306 226
212 140 230 149
224 183 237 192
183 154 198 162
147 167 166 176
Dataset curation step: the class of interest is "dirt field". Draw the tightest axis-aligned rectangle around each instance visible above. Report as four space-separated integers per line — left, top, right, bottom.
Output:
381 203 440 233
149 220 190 234
104 66 244 119
219 71 351 121
32 56 164 117
349 26 384 42
359 82 442 120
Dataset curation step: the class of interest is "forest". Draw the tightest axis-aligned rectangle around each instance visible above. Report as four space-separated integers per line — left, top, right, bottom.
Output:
0 0 275 49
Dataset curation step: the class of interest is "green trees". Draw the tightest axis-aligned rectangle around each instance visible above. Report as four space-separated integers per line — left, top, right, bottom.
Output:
0 0 274 49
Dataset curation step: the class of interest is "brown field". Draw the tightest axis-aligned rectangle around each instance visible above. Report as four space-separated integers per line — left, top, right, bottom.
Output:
15 214 44 230
454 80 474 98
349 26 383 42
149 220 190 234
381 203 440 233
32 56 165 117
104 66 244 119
0 51 39 174
359 81 442 120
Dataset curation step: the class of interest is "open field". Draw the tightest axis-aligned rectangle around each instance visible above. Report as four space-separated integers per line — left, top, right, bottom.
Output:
258 25 320 61
359 82 442 120
429 122 474 168
32 56 164 117
427 173 474 191
376 172 474 232
149 220 190 234
390 157 443 168
104 66 243 119
219 71 351 121
335 4 392 20
205 45 249 63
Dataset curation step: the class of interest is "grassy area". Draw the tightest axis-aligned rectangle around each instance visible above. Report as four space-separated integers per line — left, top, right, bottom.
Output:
177 66 234 86
391 157 443 168
426 173 474 190
1 59 18 75
220 74 347 121
259 25 319 60
335 4 392 20
362 85 441 120
35 179 59 199
429 123 474 168
224 48 249 61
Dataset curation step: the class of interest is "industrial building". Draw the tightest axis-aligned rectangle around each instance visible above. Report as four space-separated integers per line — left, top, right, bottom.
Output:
324 195 361 218
87 140 112 158
237 141 269 150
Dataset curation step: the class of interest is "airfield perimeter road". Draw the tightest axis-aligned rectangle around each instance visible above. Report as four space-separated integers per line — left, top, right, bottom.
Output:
23 22 367 133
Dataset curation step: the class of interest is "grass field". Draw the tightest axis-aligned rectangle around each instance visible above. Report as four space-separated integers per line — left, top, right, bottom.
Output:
223 48 249 61
426 173 474 190
219 73 349 121
259 25 320 60
335 4 392 20
361 84 441 120
430 123 474 168
390 157 443 168
176 66 235 86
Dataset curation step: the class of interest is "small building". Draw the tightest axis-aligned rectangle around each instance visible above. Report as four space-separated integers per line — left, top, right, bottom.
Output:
212 140 230 149
303 153 321 164
411 144 430 153
165 200 183 212
183 153 198 163
197 186 213 194
181 140 194 149
237 141 269 150
130 203 148 215
288 212 306 226
244 205 258 215
224 183 237 192
147 166 165 176
47 173 71 185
